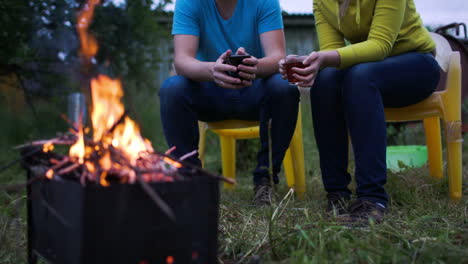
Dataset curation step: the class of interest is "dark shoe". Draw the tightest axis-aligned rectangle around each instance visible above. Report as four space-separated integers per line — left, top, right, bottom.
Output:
344 199 387 225
253 178 273 206
327 192 350 215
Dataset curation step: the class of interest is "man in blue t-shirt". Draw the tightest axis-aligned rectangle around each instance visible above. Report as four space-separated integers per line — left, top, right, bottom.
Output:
160 0 299 205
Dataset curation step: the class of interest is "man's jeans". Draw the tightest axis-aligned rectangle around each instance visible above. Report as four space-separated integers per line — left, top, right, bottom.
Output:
310 52 441 206
159 73 300 185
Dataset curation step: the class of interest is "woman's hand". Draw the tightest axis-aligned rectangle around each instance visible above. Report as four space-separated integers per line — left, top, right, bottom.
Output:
293 52 322 87
211 50 244 89
235 47 258 87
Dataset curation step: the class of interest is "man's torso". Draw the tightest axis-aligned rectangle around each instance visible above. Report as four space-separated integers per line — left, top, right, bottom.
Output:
172 0 283 61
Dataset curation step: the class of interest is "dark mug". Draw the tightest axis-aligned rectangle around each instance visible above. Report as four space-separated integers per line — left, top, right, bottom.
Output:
225 54 251 79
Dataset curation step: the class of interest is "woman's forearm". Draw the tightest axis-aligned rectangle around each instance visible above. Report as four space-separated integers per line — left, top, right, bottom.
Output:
318 50 341 68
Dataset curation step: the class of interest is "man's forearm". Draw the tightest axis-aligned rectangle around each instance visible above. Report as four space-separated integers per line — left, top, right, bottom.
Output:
174 54 285 81
174 56 215 82
256 54 284 78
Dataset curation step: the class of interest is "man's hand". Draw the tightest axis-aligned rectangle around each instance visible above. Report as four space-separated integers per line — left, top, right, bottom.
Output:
211 50 244 89
292 52 322 87
235 47 258 87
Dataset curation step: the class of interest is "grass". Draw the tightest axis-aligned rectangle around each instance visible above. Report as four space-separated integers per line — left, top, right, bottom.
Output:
1 94 467 263
218 166 468 263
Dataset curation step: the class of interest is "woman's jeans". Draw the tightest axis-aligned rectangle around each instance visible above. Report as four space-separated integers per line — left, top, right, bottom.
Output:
159 74 300 185
310 52 441 205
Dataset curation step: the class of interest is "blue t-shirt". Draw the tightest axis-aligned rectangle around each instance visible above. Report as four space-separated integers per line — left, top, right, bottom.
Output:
172 0 283 62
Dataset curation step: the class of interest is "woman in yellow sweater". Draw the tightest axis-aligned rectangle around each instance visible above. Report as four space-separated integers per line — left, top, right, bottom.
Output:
279 0 440 223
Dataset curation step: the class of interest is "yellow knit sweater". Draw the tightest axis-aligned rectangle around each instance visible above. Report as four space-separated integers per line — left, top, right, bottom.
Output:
313 0 436 68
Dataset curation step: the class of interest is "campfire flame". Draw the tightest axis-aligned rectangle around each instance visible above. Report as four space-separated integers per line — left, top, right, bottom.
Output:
63 0 181 185
89 75 154 164
77 0 99 61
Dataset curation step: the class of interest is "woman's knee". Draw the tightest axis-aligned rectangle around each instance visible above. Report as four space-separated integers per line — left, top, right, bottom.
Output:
343 63 377 95
315 67 343 87
311 67 344 100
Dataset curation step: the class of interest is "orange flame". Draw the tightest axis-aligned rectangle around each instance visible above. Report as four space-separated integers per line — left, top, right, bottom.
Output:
90 75 154 165
69 74 154 178
69 126 86 164
69 0 166 186
77 0 100 62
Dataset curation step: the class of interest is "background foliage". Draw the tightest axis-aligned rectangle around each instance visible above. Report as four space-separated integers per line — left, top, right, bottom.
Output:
0 0 172 148
0 0 171 95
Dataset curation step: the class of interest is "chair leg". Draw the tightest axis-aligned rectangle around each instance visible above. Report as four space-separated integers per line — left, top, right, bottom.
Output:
198 122 207 168
283 148 295 188
423 117 443 179
442 52 462 201
444 121 463 201
289 107 306 199
219 135 236 189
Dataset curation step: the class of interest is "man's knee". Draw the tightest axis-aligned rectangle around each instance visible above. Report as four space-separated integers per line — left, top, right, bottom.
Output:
159 75 192 101
265 73 299 99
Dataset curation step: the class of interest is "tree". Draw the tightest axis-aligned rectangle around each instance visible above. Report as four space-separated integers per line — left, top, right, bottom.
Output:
0 0 34 70
0 0 172 96
91 0 172 94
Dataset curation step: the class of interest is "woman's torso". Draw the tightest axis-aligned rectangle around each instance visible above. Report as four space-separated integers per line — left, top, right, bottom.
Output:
315 0 435 56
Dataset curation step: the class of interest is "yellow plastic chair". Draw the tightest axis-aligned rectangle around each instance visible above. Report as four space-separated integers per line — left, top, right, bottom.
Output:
198 108 306 198
384 51 463 201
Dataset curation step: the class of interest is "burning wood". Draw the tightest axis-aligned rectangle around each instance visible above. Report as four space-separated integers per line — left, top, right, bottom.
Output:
27 0 184 187
2 0 235 192
10 0 234 223
6 1 226 263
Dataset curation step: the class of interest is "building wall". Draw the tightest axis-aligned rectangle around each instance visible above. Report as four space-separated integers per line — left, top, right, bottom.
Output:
284 15 318 55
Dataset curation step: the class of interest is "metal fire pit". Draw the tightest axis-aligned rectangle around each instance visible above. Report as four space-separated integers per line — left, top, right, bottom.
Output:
24 153 219 264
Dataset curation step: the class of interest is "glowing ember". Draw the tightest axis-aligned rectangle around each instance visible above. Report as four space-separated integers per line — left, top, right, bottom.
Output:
42 142 54 153
166 256 174 264
45 169 54 179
